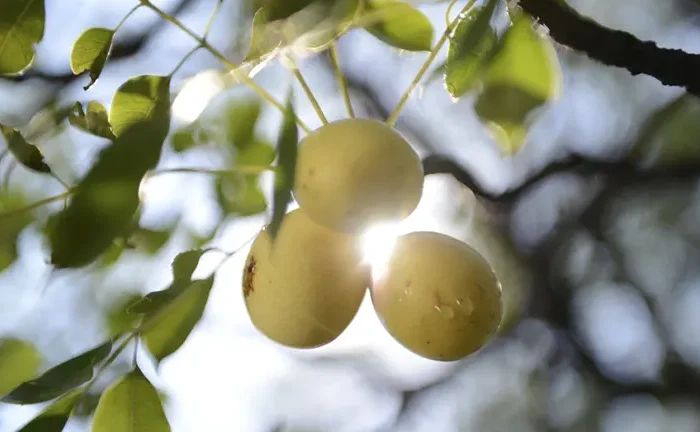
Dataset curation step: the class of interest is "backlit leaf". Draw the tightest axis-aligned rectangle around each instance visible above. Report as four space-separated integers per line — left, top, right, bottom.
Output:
0 124 51 173
2 341 112 404
0 338 42 396
50 78 171 268
69 101 115 139
70 27 114 90
142 276 215 362
0 194 34 272
171 125 197 153
268 92 298 241
630 93 700 168
172 249 206 282
363 0 433 51
109 75 172 136
0 0 45 75
445 2 498 98
92 368 170 432
224 98 262 149
17 390 81 432
107 293 145 337
475 13 561 155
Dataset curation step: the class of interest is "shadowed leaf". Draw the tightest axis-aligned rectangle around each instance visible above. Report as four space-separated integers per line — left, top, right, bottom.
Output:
50 76 170 268
363 0 433 51
69 101 115 139
0 124 51 173
630 93 700 168
0 0 45 75
0 338 42 397
142 276 215 363
0 194 34 272
17 390 81 432
268 92 298 242
92 368 170 432
70 27 114 90
2 341 112 404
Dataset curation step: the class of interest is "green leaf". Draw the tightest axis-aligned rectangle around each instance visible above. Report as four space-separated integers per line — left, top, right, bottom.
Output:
269 93 298 241
17 390 81 432
475 13 561 155
630 93 700 168
444 2 499 98
171 125 197 153
70 27 114 90
224 98 262 149
128 224 175 255
247 0 315 22
92 367 171 432
109 75 172 137
172 249 206 282
0 193 34 272
68 101 116 139
244 8 280 64
107 293 145 337
141 276 215 362
363 0 434 51
2 341 112 404
0 0 45 75
0 338 42 396
50 80 171 269
0 124 51 173
216 173 268 216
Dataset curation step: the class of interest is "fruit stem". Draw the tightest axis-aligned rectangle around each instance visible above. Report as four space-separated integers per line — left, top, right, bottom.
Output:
139 0 312 133
148 165 273 177
386 0 478 127
290 59 329 125
329 43 355 119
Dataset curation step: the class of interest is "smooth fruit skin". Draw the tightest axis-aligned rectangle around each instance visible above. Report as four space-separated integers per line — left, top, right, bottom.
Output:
294 118 424 234
242 209 370 349
371 231 503 361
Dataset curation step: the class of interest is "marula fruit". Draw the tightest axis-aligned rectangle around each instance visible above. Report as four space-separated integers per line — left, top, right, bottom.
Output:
294 118 424 234
371 231 503 361
242 209 370 349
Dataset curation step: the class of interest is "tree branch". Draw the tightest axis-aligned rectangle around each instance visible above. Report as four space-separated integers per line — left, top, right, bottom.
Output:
519 0 700 96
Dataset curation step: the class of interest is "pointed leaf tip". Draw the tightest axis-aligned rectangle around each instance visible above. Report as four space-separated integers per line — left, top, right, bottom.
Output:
268 92 298 242
70 27 115 90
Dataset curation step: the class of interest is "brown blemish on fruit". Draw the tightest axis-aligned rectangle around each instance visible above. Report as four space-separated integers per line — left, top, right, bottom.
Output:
243 256 256 297
308 168 315 176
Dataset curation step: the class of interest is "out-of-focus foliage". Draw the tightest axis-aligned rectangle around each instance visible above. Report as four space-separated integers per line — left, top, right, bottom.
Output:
0 193 34 272
18 390 82 432
2 341 112 404
631 93 700 168
0 338 42 396
92 368 171 432
0 0 45 75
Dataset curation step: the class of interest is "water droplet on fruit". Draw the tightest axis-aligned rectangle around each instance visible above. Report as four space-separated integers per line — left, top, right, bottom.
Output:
458 297 474 315
436 305 455 319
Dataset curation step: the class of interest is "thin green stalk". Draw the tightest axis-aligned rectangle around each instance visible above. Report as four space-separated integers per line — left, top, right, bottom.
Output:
115 4 142 32
203 0 223 39
290 60 328 125
386 0 477 127
149 165 272 177
140 0 311 133
0 189 74 220
82 333 137 395
169 44 201 77
329 43 355 118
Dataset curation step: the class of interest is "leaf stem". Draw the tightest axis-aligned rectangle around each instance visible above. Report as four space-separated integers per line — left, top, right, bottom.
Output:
329 43 355 119
83 333 137 395
203 0 223 39
0 190 74 220
386 0 477 127
139 0 311 133
115 4 142 32
149 165 273 177
290 60 328 125
169 44 201 78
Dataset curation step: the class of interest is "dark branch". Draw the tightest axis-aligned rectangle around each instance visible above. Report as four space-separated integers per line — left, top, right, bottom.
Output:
423 153 700 204
519 0 700 96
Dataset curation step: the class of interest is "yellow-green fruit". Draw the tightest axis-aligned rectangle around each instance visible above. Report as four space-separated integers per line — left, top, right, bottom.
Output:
242 209 370 348
294 118 424 233
371 231 503 361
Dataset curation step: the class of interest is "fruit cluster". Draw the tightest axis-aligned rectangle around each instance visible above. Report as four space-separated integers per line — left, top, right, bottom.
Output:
242 118 503 362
